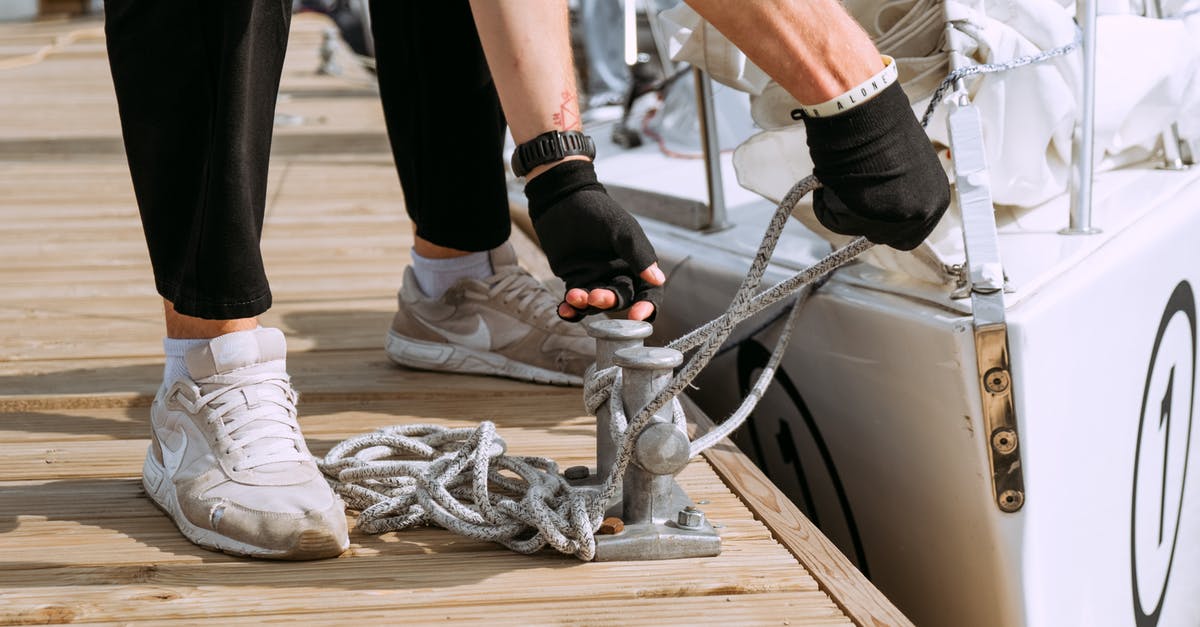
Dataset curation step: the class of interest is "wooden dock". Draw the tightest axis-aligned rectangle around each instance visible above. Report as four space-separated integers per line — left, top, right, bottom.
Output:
0 15 911 626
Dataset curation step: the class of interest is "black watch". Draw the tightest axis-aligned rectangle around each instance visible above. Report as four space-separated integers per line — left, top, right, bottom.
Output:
511 130 596 177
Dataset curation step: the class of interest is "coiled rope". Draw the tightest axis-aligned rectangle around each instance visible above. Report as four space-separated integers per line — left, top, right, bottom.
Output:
318 36 1082 560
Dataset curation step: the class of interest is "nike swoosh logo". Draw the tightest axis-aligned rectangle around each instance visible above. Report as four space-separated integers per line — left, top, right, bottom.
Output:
160 426 188 477
416 314 492 351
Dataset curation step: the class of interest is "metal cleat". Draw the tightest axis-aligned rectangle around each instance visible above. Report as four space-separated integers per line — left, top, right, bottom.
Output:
593 344 721 561
583 318 653 485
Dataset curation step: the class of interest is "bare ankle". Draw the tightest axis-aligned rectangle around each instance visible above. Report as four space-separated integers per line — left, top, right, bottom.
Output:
412 234 477 259
163 300 258 339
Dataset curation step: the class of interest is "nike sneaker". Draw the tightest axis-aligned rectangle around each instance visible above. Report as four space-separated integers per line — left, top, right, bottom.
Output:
385 242 595 386
142 328 349 560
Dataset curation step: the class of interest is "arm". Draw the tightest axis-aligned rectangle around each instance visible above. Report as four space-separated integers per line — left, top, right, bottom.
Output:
684 0 950 251
683 0 883 104
469 0 664 321
467 0 583 173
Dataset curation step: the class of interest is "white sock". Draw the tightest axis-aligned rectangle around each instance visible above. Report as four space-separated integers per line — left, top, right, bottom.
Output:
409 248 493 298
162 337 211 384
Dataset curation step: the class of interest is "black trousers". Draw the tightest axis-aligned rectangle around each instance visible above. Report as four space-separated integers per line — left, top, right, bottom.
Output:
105 0 511 320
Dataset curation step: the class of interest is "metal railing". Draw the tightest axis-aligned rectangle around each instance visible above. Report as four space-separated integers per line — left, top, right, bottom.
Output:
1062 0 1102 235
1144 0 1194 170
694 68 731 232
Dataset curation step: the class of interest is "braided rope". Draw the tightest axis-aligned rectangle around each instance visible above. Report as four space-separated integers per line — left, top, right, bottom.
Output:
919 33 1080 127
318 423 602 558
321 38 1079 557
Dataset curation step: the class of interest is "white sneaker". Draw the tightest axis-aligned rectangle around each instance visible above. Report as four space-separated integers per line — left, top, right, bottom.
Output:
386 242 595 386
142 328 349 560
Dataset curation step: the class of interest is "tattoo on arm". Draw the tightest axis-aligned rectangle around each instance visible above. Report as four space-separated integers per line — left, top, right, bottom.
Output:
551 90 581 131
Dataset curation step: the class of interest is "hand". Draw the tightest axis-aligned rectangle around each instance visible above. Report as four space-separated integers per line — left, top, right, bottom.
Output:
525 160 664 322
804 81 950 251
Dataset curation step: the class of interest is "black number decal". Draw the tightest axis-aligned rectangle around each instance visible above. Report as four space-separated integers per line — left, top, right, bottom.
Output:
735 338 870 576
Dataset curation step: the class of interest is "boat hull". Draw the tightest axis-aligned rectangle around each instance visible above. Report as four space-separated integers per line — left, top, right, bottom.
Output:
647 171 1200 627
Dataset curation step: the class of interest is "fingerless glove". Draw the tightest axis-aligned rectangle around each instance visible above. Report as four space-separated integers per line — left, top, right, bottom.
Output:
525 160 662 319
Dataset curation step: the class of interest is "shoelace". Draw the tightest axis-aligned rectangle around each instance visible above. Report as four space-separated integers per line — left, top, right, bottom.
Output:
169 372 310 471
485 267 564 326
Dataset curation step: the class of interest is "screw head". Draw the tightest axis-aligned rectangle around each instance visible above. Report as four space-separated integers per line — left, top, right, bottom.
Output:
991 429 1018 455
998 489 1024 512
984 368 1011 394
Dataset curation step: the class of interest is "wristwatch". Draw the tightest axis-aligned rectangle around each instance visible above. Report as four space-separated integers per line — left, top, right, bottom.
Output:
511 130 596 177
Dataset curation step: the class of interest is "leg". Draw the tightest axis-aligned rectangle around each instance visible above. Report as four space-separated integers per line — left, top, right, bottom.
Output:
162 301 256 340
106 0 288 323
105 0 347 559
370 0 596 385
370 0 511 255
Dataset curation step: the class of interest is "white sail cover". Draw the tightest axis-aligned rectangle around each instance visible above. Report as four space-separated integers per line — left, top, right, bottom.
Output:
660 1 1200 283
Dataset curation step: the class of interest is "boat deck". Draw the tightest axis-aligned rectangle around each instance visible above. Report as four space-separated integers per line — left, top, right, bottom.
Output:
0 15 909 625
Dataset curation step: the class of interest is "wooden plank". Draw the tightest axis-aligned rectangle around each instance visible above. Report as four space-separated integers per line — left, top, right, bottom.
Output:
1 428 729 483
0 461 822 623
156 592 851 626
0 349 578 409
0 471 774 563
687 398 914 627
2 592 851 626
0 558 823 625
0 494 772 565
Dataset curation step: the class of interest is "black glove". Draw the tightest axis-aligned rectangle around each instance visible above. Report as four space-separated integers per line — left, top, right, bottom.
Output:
525 160 662 321
804 81 950 251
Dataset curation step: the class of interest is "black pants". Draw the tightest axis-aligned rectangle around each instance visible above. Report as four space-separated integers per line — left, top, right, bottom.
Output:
105 0 511 319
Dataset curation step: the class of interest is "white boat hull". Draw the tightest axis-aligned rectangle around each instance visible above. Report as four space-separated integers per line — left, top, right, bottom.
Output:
645 168 1200 627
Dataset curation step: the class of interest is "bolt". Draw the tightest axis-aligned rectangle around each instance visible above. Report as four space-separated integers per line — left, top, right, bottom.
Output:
676 506 705 529
598 517 624 535
563 465 589 481
998 489 1024 512
984 368 1010 394
992 429 1018 455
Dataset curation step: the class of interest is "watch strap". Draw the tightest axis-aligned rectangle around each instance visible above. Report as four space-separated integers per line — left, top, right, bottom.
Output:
511 130 596 177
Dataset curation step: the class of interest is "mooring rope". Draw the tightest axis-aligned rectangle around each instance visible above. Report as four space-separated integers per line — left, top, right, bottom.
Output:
319 174 865 559
319 36 1081 559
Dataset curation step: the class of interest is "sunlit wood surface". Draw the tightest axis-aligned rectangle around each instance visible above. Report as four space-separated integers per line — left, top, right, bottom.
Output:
0 15 908 626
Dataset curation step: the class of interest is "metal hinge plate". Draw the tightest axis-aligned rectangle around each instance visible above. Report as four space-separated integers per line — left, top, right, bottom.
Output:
949 102 1026 513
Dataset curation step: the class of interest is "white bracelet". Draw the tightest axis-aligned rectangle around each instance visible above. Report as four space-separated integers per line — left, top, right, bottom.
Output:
791 56 898 120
